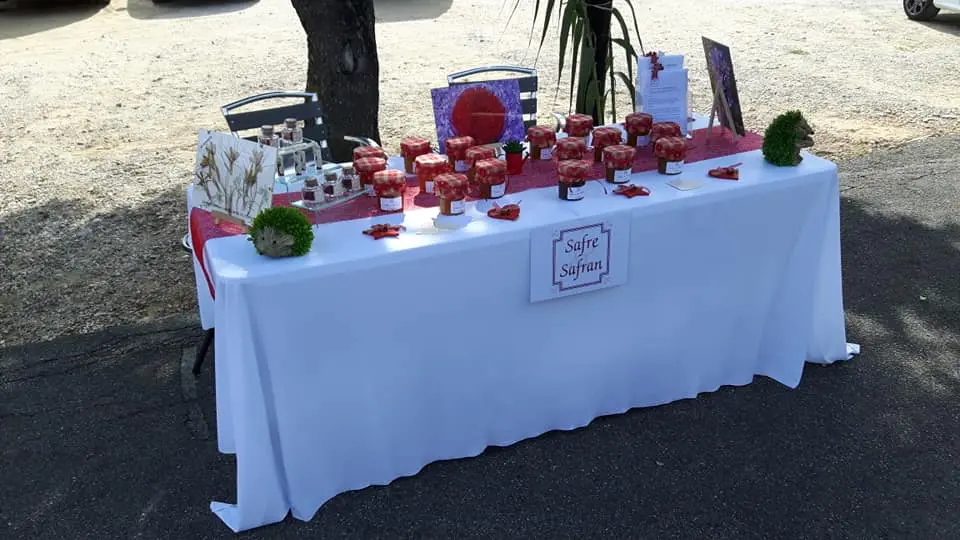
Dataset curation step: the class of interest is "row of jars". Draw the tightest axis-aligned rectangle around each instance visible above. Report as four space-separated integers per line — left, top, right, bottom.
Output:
258 119 304 147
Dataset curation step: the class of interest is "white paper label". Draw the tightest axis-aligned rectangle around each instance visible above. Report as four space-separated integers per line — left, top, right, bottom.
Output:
666 160 684 174
455 159 468 172
425 180 434 194
637 135 650 147
566 186 584 200
490 182 506 198
448 199 465 215
614 169 632 183
379 196 402 211
365 184 376 196
540 147 553 160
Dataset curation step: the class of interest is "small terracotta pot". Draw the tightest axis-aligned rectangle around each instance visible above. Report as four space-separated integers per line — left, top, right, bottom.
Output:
505 152 526 175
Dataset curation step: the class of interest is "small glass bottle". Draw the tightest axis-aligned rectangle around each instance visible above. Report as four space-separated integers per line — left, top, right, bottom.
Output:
302 177 322 207
323 171 339 201
284 118 303 143
341 164 358 192
258 125 275 147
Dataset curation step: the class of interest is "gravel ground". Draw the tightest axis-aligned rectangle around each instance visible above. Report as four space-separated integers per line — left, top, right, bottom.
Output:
0 0 958 347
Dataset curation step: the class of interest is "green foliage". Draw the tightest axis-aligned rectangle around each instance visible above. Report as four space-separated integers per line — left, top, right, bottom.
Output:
503 140 525 153
248 206 314 257
510 0 643 122
762 110 812 166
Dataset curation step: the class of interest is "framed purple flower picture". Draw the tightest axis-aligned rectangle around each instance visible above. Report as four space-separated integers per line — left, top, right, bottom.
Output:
431 79 525 153
702 37 746 136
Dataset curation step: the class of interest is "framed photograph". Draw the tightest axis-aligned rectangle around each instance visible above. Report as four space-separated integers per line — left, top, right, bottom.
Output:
193 130 278 226
702 37 746 136
431 79 526 153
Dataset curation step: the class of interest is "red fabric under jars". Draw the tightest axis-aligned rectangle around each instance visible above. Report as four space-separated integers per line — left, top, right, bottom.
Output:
555 137 587 161
526 126 557 160
400 137 432 174
565 114 594 138
603 144 636 184
373 169 407 212
653 136 687 175
434 173 469 216
591 127 623 162
444 136 476 172
625 113 654 147
414 153 449 194
474 158 507 199
353 156 387 196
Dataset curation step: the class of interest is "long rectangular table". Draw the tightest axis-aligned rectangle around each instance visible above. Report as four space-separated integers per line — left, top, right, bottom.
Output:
197 145 855 532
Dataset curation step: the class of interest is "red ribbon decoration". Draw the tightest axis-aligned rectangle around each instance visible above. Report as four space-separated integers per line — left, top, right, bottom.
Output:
363 223 406 240
487 203 520 221
613 184 651 199
646 52 664 80
708 162 743 180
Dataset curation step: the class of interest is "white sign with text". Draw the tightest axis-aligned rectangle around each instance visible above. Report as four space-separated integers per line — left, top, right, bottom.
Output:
529 212 631 302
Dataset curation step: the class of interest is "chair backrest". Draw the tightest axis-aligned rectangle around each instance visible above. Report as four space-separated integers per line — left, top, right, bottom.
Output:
221 91 332 161
447 66 538 129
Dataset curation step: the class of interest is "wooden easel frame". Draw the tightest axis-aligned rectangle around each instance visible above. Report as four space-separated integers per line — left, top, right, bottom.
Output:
705 66 740 141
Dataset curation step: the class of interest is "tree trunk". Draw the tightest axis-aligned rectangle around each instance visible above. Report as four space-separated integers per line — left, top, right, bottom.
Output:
291 0 380 162
584 0 612 124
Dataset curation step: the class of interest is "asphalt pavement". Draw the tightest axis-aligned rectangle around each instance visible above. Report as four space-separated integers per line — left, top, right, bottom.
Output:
1 136 958 539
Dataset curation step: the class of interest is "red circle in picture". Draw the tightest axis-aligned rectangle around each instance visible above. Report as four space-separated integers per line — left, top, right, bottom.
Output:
451 87 506 144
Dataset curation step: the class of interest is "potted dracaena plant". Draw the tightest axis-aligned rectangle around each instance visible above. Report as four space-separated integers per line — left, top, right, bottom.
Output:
502 140 527 175
507 0 644 125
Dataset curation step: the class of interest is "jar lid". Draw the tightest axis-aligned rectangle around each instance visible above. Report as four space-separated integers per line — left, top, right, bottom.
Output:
342 164 355 173
260 125 274 133
284 118 298 127
304 178 319 187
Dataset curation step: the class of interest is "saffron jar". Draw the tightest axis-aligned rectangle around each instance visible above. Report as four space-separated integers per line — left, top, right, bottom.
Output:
474 158 508 199
414 153 450 194
373 169 407 212
603 145 636 184
434 173 469 216
557 159 591 201
654 136 687 175
353 156 387 197
444 136 476 172
526 126 557 160
400 137 432 174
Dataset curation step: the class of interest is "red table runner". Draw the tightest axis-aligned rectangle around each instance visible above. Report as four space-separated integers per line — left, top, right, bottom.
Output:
191 126 761 298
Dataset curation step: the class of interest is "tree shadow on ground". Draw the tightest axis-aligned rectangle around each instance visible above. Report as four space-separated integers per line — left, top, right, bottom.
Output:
0 182 198 348
0 1 106 40
0 141 958 538
918 13 960 37
125 0 257 21
375 0 452 23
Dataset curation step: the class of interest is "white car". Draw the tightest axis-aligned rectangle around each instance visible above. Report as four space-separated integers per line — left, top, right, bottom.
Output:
904 0 960 20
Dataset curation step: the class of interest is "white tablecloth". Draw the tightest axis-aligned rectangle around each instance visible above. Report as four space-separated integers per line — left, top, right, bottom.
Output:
201 149 854 532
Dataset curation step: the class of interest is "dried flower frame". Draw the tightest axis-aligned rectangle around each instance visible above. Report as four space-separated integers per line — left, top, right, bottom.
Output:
193 130 278 226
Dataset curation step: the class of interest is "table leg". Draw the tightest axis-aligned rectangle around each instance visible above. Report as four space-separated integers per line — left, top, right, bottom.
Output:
193 328 215 376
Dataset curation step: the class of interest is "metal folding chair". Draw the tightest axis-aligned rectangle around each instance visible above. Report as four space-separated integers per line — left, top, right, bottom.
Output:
188 91 378 375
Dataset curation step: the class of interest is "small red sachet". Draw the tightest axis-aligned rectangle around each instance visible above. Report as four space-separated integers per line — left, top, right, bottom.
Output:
488 204 520 221
613 184 650 198
708 162 742 180
363 223 405 240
